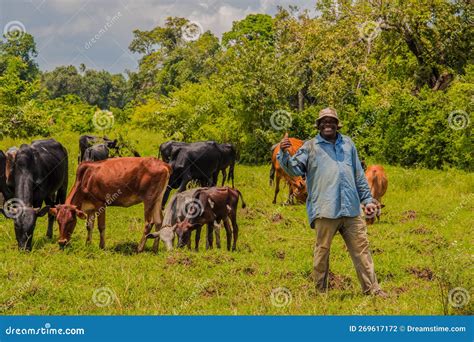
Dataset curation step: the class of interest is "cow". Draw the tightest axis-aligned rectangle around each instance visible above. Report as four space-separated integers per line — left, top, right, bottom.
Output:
78 135 117 162
161 142 222 206
270 138 307 204
216 143 236 187
145 188 209 251
83 144 109 162
0 139 68 250
174 187 246 251
364 165 388 225
49 157 171 252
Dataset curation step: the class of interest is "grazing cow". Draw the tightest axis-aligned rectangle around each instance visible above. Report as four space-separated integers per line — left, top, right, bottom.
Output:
49 157 171 252
270 138 307 204
145 188 207 250
174 187 246 251
162 142 222 206
78 135 117 162
83 144 109 162
0 139 68 250
216 143 236 187
364 165 388 224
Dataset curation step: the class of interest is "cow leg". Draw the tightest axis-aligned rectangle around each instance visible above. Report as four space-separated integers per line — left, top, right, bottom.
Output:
150 184 166 253
86 214 95 245
195 226 201 251
162 186 172 209
97 210 106 249
223 218 232 251
273 175 281 204
221 169 227 187
206 223 214 249
138 222 153 253
178 174 192 192
230 214 239 251
287 186 294 205
214 222 221 249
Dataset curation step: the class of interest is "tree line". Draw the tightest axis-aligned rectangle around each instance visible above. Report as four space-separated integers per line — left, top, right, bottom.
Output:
0 1 472 169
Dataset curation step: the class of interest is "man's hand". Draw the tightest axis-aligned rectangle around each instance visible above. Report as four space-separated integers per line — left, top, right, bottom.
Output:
364 202 377 216
280 132 291 152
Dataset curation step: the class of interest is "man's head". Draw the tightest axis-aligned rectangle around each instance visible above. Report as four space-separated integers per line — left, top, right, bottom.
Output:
316 107 342 141
49 204 87 247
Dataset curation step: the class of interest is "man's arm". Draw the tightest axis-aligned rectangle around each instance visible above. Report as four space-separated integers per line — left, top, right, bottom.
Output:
276 146 308 177
352 144 373 205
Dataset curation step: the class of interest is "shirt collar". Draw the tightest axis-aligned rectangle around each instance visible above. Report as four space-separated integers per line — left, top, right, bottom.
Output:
316 132 342 144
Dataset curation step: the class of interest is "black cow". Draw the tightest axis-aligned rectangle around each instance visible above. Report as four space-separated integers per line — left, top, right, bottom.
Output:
0 139 68 250
79 135 117 162
216 143 236 187
83 144 109 162
159 141 236 188
162 142 222 206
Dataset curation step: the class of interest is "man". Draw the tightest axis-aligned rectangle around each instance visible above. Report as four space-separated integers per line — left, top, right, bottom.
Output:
277 107 387 297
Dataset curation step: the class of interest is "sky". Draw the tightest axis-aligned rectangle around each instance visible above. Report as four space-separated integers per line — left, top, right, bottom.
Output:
0 0 316 74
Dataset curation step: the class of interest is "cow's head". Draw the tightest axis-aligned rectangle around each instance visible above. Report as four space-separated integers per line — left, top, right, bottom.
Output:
145 226 175 251
0 205 50 250
49 204 86 247
290 178 307 203
363 201 385 225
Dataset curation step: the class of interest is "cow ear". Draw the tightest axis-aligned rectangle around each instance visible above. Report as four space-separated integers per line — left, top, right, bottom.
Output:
35 206 50 217
49 207 58 217
75 209 87 220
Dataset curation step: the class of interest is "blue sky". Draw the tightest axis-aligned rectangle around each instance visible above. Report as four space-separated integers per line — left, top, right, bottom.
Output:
1 0 316 74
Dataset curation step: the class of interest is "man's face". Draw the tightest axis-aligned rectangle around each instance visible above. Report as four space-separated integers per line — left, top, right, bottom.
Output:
319 117 338 139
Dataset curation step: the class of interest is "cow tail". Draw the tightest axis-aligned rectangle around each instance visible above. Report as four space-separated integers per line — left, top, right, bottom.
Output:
236 189 246 209
269 164 275 186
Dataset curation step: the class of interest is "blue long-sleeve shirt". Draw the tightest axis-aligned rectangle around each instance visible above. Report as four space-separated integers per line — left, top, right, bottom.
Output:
277 133 373 225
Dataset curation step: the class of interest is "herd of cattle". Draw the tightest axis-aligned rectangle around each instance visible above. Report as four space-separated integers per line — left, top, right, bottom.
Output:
0 135 387 252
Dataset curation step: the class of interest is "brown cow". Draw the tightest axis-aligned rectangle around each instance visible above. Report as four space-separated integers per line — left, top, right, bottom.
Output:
49 157 171 252
364 165 388 224
171 187 246 251
270 138 307 204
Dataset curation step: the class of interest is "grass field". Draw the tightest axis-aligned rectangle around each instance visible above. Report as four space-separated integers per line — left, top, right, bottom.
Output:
0 130 473 315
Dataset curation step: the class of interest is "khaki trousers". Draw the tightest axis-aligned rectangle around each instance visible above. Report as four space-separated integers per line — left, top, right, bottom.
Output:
312 216 381 294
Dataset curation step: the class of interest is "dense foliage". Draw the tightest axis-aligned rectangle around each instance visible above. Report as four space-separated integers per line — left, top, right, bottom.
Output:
0 0 472 169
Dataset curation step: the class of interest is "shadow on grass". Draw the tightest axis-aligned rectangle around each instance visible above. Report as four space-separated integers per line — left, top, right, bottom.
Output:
112 241 139 255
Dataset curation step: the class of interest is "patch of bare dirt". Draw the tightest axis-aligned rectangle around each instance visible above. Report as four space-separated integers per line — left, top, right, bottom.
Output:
328 271 352 290
406 266 434 281
400 210 417 223
410 225 432 234
271 213 283 222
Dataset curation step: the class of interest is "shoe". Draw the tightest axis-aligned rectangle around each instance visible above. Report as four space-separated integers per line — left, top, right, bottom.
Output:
373 289 388 298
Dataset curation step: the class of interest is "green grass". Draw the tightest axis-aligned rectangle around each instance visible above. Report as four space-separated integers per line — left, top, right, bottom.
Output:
0 129 473 315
